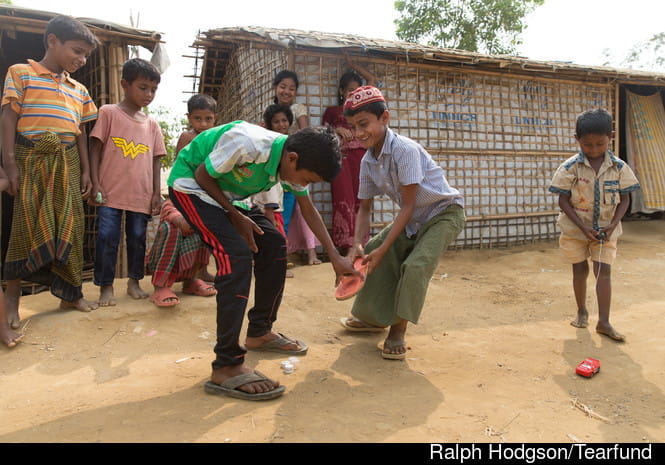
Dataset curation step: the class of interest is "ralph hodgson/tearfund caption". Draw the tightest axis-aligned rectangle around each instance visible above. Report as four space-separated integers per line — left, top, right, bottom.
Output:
430 443 653 463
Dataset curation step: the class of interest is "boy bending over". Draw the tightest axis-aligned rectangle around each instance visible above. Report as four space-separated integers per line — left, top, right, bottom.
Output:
168 121 354 400
549 108 640 342
340 86 465 360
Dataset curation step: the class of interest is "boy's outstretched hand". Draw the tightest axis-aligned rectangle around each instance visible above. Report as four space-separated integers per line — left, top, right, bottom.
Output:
330 254 358 287
362 247 387 275
346 242 386 275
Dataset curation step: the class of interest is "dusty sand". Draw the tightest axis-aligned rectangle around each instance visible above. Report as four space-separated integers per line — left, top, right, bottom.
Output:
1 220 664 443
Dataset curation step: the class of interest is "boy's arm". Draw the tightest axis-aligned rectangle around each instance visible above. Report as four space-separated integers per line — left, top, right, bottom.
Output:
558 193 598 241
362 183 417 275
348 198 373 259
151 156 162 216
88 136 105 204
601 193 631 239
1 104 19 196
77 125 93 199
344 51 377 87
194 163 263 252
296 194 355 285
0 166 9 193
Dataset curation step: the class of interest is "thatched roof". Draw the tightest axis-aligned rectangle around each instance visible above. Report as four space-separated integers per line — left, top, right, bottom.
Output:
195 26 665 85
0 3 162 50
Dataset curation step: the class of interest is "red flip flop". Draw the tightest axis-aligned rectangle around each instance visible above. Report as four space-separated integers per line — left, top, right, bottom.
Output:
335 257 368 301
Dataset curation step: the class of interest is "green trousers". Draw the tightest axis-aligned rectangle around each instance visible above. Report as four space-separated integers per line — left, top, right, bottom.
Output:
351 204 465 327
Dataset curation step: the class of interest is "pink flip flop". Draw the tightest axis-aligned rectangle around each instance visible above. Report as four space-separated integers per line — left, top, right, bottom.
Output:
335 257 368 301
182 279 217 297
149 288 180 307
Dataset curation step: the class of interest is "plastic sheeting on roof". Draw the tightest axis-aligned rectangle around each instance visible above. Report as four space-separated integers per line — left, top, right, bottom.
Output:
198 26 665 83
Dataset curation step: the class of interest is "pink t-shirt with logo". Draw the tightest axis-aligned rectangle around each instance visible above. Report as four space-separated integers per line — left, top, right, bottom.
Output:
91 104 166 214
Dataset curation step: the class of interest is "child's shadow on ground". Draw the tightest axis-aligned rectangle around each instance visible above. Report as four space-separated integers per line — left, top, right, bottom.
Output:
554 327 665 442
0 383 255 442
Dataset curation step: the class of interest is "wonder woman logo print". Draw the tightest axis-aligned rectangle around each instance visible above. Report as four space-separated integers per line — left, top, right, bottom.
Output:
111 137 150 159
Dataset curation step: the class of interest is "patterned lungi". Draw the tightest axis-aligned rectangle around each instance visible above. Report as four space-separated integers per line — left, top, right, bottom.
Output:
3 132 84 301
146 216 211 288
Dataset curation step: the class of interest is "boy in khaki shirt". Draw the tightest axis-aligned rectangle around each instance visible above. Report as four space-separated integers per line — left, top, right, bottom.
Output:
549 109 640 342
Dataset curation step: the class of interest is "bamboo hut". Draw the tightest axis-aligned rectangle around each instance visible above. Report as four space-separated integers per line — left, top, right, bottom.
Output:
1 4 165 288
188 26 665 248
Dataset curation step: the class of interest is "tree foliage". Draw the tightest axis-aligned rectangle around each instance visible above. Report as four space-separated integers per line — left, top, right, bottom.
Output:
602 32 665 73
146 105 187 169
394 0 544 55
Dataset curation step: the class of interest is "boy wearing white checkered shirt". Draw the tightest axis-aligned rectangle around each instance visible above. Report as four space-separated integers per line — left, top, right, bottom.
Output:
339 86 465 360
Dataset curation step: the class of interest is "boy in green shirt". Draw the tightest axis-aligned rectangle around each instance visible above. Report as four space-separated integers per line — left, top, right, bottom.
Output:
168 121 354 400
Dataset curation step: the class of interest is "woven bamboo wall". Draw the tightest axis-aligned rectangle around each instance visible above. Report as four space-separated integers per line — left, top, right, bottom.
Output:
203 44 615 248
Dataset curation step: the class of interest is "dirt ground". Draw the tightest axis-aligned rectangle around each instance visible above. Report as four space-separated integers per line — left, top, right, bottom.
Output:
1 220 664 443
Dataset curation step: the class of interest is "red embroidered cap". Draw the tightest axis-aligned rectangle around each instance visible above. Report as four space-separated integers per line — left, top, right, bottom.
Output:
343 85 385 111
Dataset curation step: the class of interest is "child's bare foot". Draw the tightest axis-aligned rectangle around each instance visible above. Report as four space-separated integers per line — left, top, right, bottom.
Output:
98 285 116 307
7 312 20 330
60 298 98 312
570 309 589 328
307 249 321 265
5 281 21 329
127 278 149 299
1 326 23 348
596 322 625 342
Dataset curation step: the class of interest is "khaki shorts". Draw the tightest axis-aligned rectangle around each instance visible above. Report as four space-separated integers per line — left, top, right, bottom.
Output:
559 233 617 265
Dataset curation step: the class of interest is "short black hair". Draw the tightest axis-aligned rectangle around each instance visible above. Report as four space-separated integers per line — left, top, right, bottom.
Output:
343 100 387 119
576 108 613 138
122 58 161 84
187 94 217 113
43 15 99 50
284 126 341 183
263 104 294 129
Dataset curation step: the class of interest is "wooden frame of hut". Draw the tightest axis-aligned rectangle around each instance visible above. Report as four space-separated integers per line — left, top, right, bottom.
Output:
1 4 164 289
188 26 665 248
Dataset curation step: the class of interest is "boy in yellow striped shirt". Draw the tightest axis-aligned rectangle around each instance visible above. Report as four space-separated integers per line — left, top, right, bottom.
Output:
1 15 99 330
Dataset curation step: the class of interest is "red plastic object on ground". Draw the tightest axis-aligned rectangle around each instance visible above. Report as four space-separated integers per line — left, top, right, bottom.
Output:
576 358 600 377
